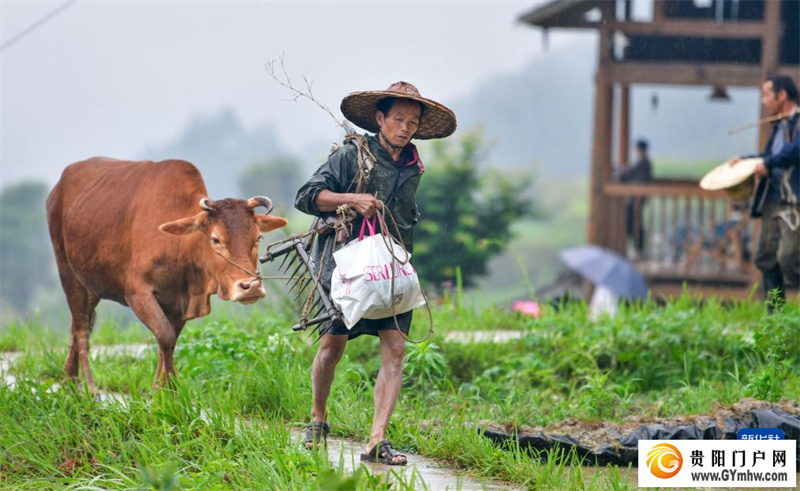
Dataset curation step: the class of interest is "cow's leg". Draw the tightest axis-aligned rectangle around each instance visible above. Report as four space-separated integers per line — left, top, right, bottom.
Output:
160 319 185 383
48 210 100 385
58 274 99 387
75 297 100 391
124 292 177 390
65 333 80 379
152 350 164 389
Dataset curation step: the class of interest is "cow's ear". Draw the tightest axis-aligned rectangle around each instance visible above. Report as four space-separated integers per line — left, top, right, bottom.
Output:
256 214 288 232
159 212 208 235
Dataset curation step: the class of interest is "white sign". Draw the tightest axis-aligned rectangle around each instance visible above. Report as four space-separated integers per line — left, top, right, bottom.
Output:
638 440 796 488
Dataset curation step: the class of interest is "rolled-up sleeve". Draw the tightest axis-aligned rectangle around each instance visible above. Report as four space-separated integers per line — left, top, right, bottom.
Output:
295 145 357 217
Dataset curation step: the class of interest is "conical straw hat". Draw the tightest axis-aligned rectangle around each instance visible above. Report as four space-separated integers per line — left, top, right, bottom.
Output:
700 157 762 190
699 157 762 201
341 81 457 140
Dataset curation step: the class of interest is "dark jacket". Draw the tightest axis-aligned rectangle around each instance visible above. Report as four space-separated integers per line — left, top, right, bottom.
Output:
295 134 423 289
751 111 800 217
618 157 653 184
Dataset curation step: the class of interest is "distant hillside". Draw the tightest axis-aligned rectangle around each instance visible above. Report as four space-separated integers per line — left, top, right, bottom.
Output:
143 108 285 199
450 38 761 177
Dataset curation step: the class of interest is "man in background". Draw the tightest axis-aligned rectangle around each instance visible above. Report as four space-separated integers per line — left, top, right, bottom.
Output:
618 138 653 256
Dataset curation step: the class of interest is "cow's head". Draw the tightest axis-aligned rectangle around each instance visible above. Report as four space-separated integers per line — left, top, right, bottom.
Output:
158 196 288 304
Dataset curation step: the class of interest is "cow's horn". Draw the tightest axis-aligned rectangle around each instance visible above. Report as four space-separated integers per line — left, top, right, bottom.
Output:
199 198 215 212
247 196 273 214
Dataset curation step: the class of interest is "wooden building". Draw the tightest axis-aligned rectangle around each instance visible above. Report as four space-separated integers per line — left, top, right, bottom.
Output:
519 0 800 299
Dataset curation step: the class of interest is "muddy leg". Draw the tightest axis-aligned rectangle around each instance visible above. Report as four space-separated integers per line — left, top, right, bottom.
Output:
366 329 405 463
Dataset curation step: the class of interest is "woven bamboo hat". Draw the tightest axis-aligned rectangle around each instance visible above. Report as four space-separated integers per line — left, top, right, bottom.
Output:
340 81 457 140
699 157 762 201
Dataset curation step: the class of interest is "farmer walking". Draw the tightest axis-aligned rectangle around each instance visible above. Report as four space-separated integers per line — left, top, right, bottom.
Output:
294 82 456 464
730 75 799 312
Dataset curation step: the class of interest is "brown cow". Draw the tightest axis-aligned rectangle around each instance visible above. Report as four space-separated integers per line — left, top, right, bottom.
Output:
46 157 288 391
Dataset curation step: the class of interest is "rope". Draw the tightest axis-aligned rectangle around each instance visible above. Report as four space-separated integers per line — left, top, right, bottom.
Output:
298 207 357 325
373 204 434 345
214 249 263 287
334 204 357 240
261 276 311 280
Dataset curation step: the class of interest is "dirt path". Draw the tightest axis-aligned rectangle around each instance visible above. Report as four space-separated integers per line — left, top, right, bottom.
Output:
289 430 517 490
443 330 523 344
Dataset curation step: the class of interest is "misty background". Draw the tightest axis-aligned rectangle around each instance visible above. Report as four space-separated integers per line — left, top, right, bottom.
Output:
1 0 763 322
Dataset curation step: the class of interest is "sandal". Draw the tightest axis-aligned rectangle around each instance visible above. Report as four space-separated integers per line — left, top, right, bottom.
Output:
303 421 330 449
360 440 407 466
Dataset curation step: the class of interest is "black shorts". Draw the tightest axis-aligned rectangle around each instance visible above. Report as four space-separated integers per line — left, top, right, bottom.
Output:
324 310 412 340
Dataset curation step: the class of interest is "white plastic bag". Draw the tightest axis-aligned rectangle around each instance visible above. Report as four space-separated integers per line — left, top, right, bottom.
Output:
331 217 425 329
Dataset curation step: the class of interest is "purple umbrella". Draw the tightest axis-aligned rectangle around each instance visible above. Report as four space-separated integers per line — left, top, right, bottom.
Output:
558 245 648 300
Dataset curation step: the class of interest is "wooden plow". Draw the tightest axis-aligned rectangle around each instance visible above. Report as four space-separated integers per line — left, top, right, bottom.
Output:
259 217 344 333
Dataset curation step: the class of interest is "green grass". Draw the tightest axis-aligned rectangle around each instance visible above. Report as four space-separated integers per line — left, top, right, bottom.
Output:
1 295 798 489
654 159 719 180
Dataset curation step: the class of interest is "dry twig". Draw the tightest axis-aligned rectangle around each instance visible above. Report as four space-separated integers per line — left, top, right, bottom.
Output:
265 53 353 133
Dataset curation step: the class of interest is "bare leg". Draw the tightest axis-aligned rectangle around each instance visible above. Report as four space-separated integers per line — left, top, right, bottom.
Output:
309 334 348 438
366 329 406 463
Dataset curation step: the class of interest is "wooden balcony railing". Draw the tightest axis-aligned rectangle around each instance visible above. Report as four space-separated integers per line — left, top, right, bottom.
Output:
603 179 757 285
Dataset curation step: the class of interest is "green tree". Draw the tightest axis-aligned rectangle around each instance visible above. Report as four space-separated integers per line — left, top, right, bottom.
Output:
413 130 536 289
238 155 304 212
0 182 53 313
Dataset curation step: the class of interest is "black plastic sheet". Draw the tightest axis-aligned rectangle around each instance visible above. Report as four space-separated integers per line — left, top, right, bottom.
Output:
479 408 800 466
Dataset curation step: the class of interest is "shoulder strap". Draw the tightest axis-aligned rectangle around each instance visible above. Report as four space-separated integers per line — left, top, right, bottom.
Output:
342 133 376 194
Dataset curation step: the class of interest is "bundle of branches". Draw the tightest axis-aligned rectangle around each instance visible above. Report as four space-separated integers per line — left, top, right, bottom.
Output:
260 57 366 336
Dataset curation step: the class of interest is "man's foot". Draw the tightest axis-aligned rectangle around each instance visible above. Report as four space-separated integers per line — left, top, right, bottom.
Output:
360 440 407 466
303 421 329 450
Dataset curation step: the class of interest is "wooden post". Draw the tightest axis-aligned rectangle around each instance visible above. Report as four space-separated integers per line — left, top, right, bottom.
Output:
634 198 643 256
652 0 664 23
588 26 614 250
758 0 782 149
609 83 631 255
659 196 667 262
585 23 616 302
671 196 679 264
749 0 782 290
619 84 630 167
617 82 631 255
